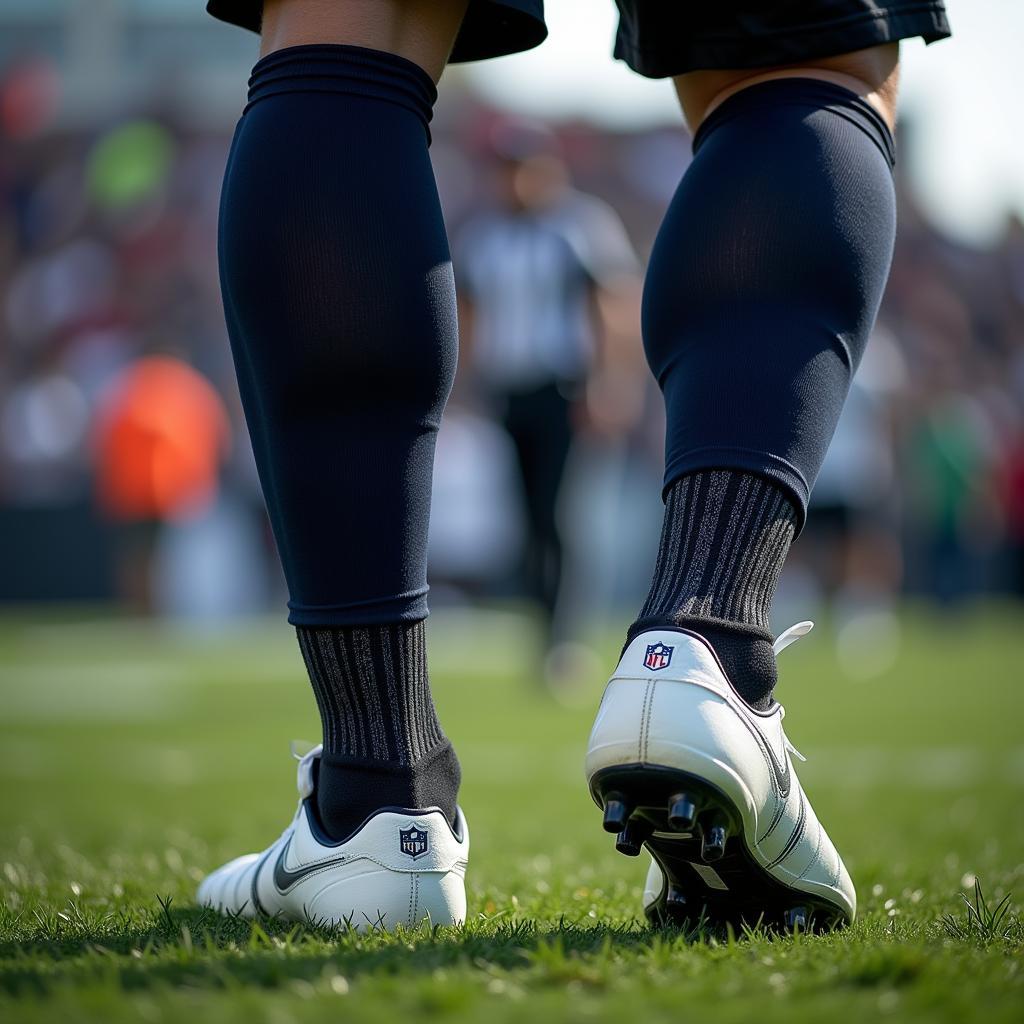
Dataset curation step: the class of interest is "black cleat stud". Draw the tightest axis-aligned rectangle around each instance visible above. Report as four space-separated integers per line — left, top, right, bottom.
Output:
667 793 698 831
664 885 688 909
602 793 630 833
615 833 642 857
701 823 728 862
615 819 651 857
784 907 809 932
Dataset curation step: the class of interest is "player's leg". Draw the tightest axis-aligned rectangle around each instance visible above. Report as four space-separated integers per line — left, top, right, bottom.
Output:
600 54 898 928
199 0 471 929
505 385 573 645
528 384 574 642
592 58 897 926
636 44 900 711
588 2 950 930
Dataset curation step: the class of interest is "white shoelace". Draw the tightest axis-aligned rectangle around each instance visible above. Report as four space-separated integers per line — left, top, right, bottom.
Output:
772 621 815 762
289 741 322 799
772 620 814 657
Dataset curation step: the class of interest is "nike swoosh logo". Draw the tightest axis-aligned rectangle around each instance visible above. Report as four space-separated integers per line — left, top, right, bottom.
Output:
272 836 348 892
766 791 807 869
735 707 791 799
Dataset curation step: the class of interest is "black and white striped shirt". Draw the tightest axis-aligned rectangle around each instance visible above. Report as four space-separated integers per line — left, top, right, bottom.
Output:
457 190 637 390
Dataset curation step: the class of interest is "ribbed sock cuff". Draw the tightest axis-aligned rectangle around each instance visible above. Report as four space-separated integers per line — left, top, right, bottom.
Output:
693 77 895 169
246 43 437 139
639 471 796 629
297 621 445 763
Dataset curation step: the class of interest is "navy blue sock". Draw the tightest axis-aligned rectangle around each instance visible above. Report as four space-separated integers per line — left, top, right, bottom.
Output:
218 45 459 835
635 80 897 705
644 79 896 518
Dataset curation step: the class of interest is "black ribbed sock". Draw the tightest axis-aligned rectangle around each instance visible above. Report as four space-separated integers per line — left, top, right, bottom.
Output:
630 470 797 710
296 621 459 839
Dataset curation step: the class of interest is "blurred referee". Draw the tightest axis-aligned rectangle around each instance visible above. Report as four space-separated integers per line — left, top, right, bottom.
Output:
456 122 639 657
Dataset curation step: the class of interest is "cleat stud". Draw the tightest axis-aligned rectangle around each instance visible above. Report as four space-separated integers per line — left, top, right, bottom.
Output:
602 793 630 834
701 823 728 863
664 885 688 909
615 832 642 857
615 818 651 858
667 793 698 831
784 907 809 932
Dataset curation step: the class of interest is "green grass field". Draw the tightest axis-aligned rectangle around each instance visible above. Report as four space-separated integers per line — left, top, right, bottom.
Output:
1 606 1022 1023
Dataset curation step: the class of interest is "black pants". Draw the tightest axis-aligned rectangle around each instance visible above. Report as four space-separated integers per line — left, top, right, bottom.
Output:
499 380 575 633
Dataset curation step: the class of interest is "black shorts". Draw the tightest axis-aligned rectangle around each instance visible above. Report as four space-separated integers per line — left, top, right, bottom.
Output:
204 0 547 61
206 1 950 78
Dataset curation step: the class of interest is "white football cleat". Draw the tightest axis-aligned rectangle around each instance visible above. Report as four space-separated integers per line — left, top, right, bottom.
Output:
585 622 855 931
197 745 469 931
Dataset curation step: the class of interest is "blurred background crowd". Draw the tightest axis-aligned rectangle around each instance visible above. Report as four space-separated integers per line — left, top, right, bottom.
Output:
2 2 1022 684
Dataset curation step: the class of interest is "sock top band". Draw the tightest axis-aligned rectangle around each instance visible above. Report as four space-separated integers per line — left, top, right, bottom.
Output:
693 77 896 169
246 43 438 136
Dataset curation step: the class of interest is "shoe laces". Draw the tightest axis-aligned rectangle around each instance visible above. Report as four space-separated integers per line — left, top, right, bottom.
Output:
290 740 322 800
772 620 814 657
772 621 814 762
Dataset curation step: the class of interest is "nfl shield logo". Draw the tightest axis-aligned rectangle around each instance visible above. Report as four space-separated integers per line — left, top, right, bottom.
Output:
399 826 428 860
644 643 674 671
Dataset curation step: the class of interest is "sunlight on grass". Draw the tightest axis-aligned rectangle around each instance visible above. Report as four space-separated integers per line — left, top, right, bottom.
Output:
1 607 1022 1022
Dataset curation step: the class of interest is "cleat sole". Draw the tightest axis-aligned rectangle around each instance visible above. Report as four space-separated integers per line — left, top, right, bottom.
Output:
590 764 849 934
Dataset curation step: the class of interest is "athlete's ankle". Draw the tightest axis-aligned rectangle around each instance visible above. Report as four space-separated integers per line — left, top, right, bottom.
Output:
314 741 461 841
631 470 795 710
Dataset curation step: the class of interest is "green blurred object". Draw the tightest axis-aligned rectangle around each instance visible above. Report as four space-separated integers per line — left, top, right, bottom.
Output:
86 120 175 209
